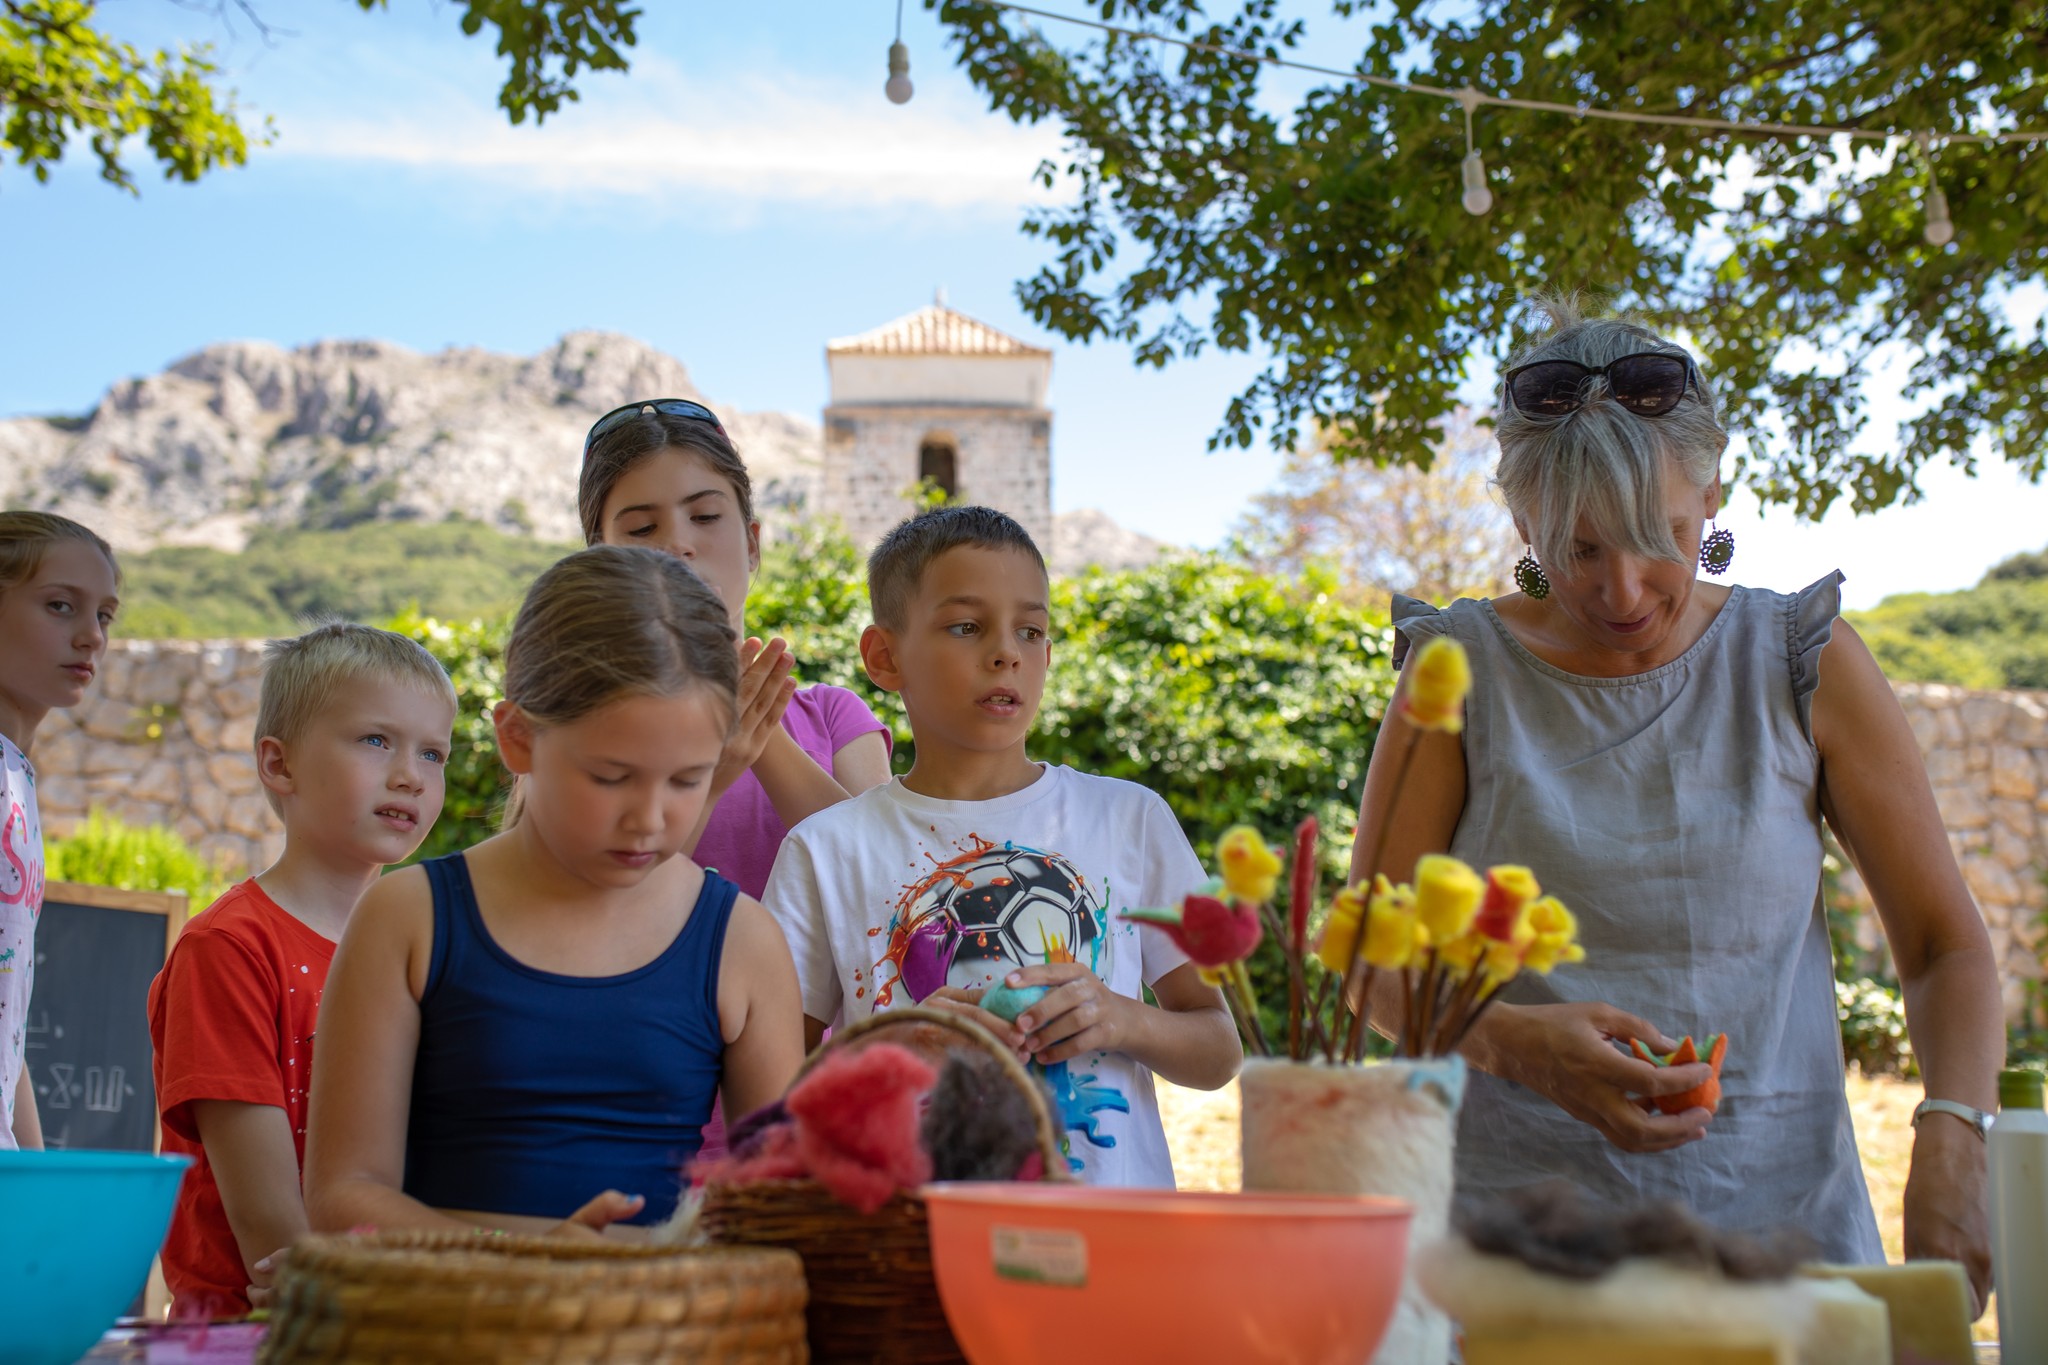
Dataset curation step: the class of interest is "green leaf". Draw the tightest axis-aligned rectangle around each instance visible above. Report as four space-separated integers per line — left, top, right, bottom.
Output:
930 0 2048 518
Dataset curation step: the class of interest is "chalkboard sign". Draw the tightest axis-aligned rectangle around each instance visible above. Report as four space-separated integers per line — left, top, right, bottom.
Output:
26 881 185 1152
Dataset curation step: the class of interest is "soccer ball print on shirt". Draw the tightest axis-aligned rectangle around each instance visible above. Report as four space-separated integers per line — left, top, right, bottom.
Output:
869 834 1129 1163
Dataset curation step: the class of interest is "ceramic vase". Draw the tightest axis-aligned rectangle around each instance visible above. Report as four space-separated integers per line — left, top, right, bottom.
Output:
1238 1054 1467 1365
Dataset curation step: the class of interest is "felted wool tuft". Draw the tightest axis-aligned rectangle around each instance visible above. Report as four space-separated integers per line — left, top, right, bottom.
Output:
689 1121 807 1188
922 1050 1046 1181
725 1098 791 1157
786 1043 936 1214
1457 1179 1814 1282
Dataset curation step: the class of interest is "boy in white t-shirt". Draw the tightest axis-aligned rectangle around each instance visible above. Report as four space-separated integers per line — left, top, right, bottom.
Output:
762 506 1241 1186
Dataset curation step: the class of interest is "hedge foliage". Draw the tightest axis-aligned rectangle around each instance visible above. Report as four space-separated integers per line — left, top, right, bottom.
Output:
117 521 579 640
1850 541 2048 690
388 523 1396 1037
391 522 1395 865
46 808 236 913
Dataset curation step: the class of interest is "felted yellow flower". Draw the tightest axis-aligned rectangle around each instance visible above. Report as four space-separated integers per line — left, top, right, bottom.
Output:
1435 928 1485 977
1314 882 1369 974
1413 854 1484 942
1480 918 1536 987
1362 880 1420 972
1474 864 1540 942
1218 825 1282 904
1520 896 1587 975
1402 637 1472 734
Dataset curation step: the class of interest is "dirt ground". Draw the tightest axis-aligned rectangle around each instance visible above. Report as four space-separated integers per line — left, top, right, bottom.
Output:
1155 1067 1999 1340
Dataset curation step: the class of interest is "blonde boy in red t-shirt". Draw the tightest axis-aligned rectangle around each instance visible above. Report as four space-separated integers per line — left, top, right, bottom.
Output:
148 623 456 1315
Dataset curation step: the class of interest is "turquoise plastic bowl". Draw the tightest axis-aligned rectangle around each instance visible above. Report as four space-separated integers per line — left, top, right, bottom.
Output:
0 1149 189 1365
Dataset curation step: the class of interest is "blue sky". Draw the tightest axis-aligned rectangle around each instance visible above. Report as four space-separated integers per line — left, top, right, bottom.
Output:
5 1 2047 609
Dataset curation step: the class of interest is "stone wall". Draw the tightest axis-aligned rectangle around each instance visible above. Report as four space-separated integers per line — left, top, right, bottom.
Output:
33 640 281 878
27 650 2048 1026
1858 683 2048 1023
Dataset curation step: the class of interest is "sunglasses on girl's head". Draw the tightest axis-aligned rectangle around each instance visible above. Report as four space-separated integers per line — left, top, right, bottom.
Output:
583 398 725 453
1503 351 1701 418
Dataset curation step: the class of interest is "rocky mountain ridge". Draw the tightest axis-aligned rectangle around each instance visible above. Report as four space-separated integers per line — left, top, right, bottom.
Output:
1 331 1166 574
0 332 820 550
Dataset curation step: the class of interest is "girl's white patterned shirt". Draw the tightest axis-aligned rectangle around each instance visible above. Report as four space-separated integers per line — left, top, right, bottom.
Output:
0 734 45 1149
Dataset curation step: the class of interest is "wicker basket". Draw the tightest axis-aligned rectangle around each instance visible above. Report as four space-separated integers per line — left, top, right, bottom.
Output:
257 1230 808 1364
700 1007 1070 1365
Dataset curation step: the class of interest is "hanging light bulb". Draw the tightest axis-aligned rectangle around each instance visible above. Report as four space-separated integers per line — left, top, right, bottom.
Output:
1462 150 1494 216
1912 132 1953 247
1457 89 1493 216
885 0 913 104
886 40 913 104
1924 185 1954 246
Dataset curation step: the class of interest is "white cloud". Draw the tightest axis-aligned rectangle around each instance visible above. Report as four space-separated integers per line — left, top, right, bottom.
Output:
267 57 1064 212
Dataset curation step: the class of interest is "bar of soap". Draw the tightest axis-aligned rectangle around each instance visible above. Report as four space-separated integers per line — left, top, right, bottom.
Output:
1463 1330 1792 1364
1799 1278 1890 1365
1801 1262 1974 1365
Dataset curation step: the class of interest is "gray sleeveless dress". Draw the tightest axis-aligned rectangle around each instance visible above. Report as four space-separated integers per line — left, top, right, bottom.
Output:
1392 572 1884 1261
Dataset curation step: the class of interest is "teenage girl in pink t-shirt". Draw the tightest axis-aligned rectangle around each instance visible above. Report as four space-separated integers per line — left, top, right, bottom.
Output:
576 400 892 1149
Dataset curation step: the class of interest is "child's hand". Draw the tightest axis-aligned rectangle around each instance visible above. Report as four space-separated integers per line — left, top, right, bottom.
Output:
713 638 797 790
548 1190 645 1240
1005 964 1133 1065
247 1250 286 1308
923 986 1029 1062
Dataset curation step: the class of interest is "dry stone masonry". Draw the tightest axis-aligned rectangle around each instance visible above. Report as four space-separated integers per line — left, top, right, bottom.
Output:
33 641 280 877
32 652 2048 1022
1865 683 2048 1024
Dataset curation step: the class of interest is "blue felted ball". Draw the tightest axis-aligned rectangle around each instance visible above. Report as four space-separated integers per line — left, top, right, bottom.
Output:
978 981 1050 1023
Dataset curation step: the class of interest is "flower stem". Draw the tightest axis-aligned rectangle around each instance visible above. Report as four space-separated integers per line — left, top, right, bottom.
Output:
1229 962 1272 1057
1254 898 1306 1061
1449 979 1507 1052
1217 972 1268 1058
1432 970 1485 1056
1313 973 1340 1065
1341 727 1420 1060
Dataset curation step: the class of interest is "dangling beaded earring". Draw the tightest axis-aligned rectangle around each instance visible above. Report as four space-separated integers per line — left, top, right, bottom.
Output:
1699 521 1735 575
1513 548 1550 600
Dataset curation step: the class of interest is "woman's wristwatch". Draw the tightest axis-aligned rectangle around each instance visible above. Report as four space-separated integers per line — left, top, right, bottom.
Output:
1911 1097 1993 1140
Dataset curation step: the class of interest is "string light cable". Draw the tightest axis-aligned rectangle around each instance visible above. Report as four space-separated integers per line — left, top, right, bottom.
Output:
944 0 2048 235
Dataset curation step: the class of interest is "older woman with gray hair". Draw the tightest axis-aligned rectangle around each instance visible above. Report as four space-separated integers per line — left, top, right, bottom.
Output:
1353 299 2000 1303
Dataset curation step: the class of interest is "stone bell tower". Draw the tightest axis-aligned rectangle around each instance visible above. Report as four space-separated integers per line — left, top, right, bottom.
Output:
821 295 1053 550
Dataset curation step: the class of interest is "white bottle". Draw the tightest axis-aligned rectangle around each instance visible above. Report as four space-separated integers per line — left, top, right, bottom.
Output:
1992 1067 2048 1359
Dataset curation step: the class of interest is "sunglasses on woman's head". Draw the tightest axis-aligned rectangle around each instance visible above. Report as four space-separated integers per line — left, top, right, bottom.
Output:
1503 351 1700 418
583 398 725 453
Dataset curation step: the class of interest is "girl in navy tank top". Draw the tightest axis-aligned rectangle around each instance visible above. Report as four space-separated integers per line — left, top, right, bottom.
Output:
302 546 805 1238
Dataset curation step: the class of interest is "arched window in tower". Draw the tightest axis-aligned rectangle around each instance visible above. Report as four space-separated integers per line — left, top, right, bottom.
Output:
918 435 959 501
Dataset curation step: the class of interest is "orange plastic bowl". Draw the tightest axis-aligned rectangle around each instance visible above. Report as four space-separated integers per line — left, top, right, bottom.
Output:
922 1183 1412 1365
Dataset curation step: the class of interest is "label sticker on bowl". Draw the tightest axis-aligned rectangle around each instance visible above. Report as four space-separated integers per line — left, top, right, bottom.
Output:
991 1225 1089 1287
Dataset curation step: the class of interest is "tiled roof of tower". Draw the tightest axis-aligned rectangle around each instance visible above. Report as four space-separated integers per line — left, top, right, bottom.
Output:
827 304 1051 358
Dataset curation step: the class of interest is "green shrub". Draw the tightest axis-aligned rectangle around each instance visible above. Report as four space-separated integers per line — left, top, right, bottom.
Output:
398 524 1396 1043
751 521 1395 865
1849 553 2048 689
1836 975 1916 1077
45 809 236 912
119 520 576 639
386 608 514 864
400 526 1395 855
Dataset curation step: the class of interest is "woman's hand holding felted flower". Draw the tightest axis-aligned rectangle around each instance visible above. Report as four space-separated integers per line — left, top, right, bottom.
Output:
1464 1000 1715 1155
